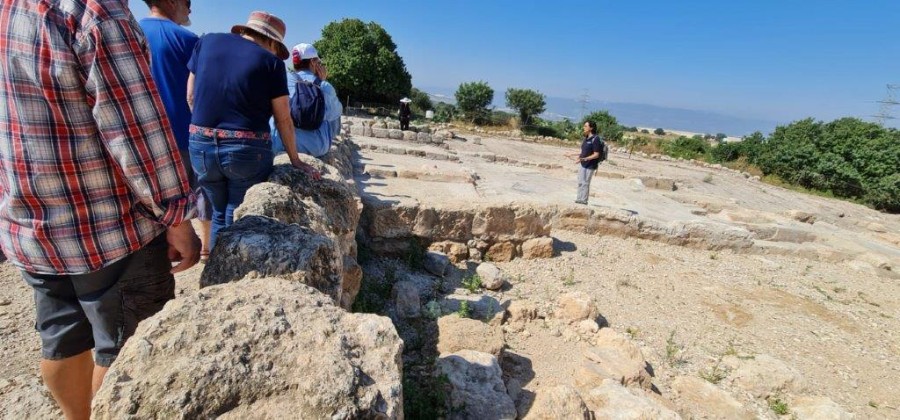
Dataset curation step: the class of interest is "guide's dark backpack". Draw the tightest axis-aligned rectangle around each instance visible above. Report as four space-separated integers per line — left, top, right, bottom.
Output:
290 73 325 130
598 136 609 162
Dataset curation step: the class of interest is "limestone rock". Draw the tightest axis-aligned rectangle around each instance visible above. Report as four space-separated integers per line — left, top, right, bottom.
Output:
524 385 591 420
471 206 553 242
556 292 598 323
438 350 517 420
583 379 680 419
787 209 818 224
639 176 678 191
92 279 403 419
424 251 451 276
505 300 539 324
372 128 389 138
388 129 403 139
439 294 504 323
428 241 469 263
576 328 652 390
392 280 421 318
268 160 360 238
791 396 853 420
724 354 805 398
576 319 600 335
476 262 508 290
234 182 306 225
199 216 342 302
671 376 753 419
413 208 475 242
402 130 417 141
521 237 554 259
437 314 504 357
416 132 432 143
339 256 363 310
486 242 516 262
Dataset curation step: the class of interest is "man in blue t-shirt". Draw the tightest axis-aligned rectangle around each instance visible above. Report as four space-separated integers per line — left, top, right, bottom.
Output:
567 120 604 204
139 0 212 259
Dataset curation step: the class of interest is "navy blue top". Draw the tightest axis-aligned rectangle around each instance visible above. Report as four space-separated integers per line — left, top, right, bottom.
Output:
187 33 288 132
139 17 198 150
580 134 603 169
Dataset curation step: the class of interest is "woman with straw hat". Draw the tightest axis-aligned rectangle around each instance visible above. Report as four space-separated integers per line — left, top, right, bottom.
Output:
187 10 320 250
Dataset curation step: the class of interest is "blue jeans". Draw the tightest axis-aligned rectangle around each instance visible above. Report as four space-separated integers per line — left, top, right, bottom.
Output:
189 132 274 249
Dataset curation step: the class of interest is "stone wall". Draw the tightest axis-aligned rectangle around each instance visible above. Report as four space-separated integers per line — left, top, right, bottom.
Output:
92 136 402 418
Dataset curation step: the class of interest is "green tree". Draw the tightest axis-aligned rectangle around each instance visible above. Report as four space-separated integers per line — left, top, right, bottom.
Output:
504 88 546 125
409 87 432 114
583 110 624 142
654 128 666 136
315 19 412 105
455 81 494 124
715 133 728 142
432 102 456 123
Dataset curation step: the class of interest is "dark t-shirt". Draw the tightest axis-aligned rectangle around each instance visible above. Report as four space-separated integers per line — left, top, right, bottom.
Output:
187 33 288 132
579 134 603 169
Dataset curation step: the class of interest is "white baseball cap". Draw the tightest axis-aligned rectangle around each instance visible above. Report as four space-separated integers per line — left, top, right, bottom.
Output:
291 43 318 61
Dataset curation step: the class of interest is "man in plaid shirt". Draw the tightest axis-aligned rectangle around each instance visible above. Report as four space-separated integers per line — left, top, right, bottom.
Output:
0 0 200 417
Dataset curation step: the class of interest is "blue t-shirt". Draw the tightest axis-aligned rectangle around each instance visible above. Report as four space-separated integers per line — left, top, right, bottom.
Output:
139 17 198 150
187 33 288 133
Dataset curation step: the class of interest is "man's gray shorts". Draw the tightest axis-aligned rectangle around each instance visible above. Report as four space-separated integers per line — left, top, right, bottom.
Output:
22 234 174 367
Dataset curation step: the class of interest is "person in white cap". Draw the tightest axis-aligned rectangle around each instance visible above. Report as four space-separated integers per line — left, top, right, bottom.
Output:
272 43 343 159
399 97 412 130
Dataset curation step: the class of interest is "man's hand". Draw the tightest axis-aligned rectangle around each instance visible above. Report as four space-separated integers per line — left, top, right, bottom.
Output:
166 222 201 274
291 158 321 181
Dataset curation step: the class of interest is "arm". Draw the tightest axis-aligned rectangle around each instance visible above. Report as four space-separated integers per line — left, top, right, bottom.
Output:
79 18 199 271
187 72 195 112
272 95 321 180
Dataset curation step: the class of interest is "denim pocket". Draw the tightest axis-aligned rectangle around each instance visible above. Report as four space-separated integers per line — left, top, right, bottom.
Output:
222 150 268 181
189 149 207 177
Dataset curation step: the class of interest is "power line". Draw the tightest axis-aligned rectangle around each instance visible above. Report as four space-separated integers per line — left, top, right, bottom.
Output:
871 84 899 125
578 89 590 120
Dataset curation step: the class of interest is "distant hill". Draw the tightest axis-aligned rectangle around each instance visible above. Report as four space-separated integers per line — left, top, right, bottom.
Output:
419 86 780 137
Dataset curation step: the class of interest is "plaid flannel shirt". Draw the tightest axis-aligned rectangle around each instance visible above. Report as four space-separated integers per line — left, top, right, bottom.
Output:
0 0 195 274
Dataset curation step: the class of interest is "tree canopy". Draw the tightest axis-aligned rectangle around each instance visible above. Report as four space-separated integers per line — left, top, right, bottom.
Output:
708 118 900 212
455 81 494 124
409 88 432 114
583 110 623 142
315 19 412 105
505 88 546 125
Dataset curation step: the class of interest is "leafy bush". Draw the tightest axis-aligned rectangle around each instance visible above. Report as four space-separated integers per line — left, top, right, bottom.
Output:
654 128 666 135
640 129 650 134
432 102 456 123
455 81 494 124
662 135 710 159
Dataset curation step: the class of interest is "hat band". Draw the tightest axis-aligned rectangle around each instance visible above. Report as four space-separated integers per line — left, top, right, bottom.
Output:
246 21 284 41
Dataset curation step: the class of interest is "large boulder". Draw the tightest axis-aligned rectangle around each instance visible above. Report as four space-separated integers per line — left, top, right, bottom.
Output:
671 376 752 419
523 385 591 420
476 262 508 291
92 279 403 419
556 292 598 324
392 280 421 319
438 350 517 420
521 237 554 259
486 242 516 262
268 158 360 239
199 216 343 302
791 396 853 420
429 241 469 263
233 182 307 226
576 328 652 390
724 354 805 398
437 314 505 357
583 379 680 419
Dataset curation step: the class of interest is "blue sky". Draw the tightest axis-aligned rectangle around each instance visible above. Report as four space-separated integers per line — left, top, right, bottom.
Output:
130 0 900 127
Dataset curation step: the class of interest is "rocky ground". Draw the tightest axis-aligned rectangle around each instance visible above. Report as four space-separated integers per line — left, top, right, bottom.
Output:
1 118 898 419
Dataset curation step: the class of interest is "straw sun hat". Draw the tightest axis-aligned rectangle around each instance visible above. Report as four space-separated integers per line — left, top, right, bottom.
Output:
231 11 289 60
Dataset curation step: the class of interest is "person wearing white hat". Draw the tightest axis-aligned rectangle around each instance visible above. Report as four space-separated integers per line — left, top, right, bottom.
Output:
272 42 343 159
187 11 320 250
399 97 412 130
